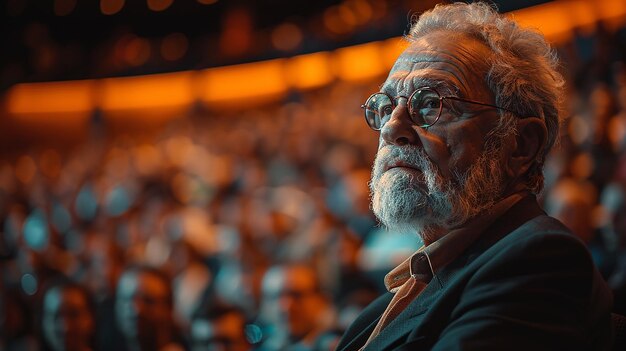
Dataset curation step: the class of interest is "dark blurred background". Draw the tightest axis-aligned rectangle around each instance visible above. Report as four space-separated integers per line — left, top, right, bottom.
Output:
0 0 552 86
2 1 626 350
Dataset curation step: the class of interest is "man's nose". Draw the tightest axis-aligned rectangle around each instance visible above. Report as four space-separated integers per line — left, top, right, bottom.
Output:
380 98 420 146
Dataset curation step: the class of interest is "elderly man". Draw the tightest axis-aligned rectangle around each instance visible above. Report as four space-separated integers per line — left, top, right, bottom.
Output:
337 3 613 351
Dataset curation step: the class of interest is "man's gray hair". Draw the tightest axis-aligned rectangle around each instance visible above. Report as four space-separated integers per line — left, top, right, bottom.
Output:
407 2 564 193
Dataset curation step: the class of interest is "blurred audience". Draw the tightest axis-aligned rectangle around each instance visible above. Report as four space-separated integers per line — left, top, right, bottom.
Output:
545 178 598 244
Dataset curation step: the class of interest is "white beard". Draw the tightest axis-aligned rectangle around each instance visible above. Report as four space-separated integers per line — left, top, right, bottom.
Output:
369 143 506 241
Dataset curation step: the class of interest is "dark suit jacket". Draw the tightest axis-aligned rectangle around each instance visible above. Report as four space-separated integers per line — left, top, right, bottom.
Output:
337 196 613 350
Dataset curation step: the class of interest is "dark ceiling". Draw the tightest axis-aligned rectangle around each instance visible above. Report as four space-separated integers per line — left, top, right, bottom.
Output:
1 0 553 90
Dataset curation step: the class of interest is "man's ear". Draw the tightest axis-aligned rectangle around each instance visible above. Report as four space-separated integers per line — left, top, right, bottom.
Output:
506 117 547 179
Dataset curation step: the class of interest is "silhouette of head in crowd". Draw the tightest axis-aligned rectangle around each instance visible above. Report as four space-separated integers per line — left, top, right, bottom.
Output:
42 280 96 351
190 303 252 351
115 265 182 351
260 263 332 348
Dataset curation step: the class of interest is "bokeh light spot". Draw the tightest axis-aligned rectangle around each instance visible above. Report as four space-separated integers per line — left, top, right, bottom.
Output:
105 185 133 216
245 323 263 344
23 209 50 251
40 149 62 179
75 184 98 221
21 273 38 296
271 23 303 52
15 155 37 184
52 202 72 233
147 0 173 12
100 0 125 15
161 33 189 61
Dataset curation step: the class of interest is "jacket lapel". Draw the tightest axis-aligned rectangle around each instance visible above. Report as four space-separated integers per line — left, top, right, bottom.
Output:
338 293 392 351
341 315 383 351
363 276 445 350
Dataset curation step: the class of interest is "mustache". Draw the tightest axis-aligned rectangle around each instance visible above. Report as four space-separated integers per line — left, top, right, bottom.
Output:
373 145 431 176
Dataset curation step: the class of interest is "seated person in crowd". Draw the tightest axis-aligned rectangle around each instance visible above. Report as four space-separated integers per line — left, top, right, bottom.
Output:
190 303 252 351
115 265 187 351
41 279 96 351
258 263 335 351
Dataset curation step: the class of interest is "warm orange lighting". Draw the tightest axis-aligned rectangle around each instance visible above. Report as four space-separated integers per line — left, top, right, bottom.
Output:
568 0 601 35
334 42 386 81
338 3 358 28
100 71 194 110
570 152 594 179
7 80 95 114
164 136 193 167
199 60 288 104
147 0 173 12
347 0 373 25
284 52 333 90
595 0 626 31
511 0 626 43
161 33 188 61
100 0 125 15
171 172 193 204
511 0 605 43
4 0 626 118
511 4 573 42
381 37 409 71
132 144 161 176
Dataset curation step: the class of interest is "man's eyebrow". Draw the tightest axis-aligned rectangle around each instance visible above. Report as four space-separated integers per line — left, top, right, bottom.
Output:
379 83 393 95
379 75 457 96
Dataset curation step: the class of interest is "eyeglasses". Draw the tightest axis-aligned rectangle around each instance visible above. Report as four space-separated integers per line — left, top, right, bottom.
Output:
361 87 516 130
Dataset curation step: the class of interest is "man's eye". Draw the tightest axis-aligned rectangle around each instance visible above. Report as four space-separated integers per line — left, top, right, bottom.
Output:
381 105 393 116
421 97 439 109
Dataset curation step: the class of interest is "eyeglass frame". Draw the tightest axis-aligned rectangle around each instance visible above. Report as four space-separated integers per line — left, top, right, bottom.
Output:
361 87 518 130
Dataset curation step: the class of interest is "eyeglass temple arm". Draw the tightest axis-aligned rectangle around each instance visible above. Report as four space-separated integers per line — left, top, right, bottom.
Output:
444 96 517 115
361 104 383 116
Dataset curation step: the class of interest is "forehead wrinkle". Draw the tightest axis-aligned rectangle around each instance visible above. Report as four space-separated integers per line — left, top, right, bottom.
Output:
382 68 460 97
411 32 491 70
411 58 470 94
407 41 490 92
446 46 492 88
410 51 468 76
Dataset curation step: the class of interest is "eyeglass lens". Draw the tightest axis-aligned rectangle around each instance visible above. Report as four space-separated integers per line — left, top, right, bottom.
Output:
363 88 442 130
